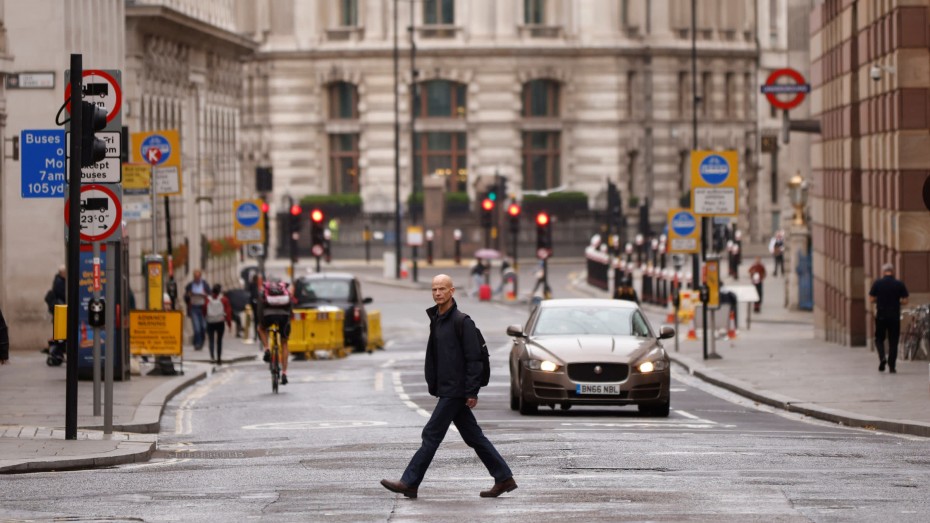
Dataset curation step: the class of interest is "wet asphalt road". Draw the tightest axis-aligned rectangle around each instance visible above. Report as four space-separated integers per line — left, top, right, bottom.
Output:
1 264 928 522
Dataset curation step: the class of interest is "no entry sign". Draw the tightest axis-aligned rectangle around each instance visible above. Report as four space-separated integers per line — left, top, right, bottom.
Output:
760 68 810 110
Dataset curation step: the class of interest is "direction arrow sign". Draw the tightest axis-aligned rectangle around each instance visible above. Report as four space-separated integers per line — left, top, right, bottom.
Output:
64 184 122 242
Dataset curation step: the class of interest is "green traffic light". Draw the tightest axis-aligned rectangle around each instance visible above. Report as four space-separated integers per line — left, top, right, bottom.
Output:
488 191 497 201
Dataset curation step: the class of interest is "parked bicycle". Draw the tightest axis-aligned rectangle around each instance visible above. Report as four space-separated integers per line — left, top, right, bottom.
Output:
900 304 930 361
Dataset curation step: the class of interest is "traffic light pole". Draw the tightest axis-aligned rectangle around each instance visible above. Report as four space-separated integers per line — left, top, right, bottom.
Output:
65 54 83 440
691 0 709 361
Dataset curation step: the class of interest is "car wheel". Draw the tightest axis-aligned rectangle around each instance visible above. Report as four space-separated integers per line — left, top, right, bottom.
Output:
509 381 519 411
518 376 537 415
353 330 368 353
638 400 670 417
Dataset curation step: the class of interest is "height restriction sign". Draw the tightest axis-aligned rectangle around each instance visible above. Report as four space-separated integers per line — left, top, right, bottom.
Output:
690 150 739 217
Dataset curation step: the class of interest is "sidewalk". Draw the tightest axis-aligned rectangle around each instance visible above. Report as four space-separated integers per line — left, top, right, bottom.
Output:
0 331 260 473
576 253 930 438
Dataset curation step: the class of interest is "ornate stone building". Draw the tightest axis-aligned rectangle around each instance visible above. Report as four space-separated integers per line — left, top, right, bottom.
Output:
811 0 930 345
237 0 765 245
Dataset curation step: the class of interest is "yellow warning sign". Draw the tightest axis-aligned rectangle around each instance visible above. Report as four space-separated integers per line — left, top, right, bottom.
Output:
129 311 183 356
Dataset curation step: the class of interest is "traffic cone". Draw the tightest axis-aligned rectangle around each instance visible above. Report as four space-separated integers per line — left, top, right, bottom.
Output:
686 315 698 341
727 309 737 340
400 259 409 279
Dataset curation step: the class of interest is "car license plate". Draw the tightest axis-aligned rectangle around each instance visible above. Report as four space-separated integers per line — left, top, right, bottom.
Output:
576 384 620 395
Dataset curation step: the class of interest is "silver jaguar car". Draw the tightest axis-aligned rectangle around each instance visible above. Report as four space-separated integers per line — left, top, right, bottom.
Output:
508 298 673 416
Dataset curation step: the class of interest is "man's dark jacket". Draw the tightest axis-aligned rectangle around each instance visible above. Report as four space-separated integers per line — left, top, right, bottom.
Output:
425 299 482 399
0 307 9 361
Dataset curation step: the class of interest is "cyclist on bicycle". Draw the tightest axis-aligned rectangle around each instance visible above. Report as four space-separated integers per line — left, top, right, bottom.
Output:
258 279 294 384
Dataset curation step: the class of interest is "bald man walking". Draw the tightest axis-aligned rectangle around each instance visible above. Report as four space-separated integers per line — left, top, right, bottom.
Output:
381 274 516 499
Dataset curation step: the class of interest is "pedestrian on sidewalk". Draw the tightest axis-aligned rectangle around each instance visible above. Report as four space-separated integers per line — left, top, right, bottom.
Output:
184 269 210 351
769 230 786 276
380 274 516 499
0 306 9 365
468 258 486 298
205 284 232 364
748 257 767 312
869 263 909 373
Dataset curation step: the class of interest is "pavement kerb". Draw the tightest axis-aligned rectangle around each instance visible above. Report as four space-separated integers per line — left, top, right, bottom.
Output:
0 432 157 474
671 352 930 438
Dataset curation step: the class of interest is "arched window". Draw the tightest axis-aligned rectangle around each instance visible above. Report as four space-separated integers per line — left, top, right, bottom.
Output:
327 82 360 194
413 80 468 193
521 79 561 190
328 82 358 119
522 79 560 117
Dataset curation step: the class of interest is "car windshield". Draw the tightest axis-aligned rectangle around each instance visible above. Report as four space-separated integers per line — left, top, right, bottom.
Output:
531 307 647 337
297 279 352 302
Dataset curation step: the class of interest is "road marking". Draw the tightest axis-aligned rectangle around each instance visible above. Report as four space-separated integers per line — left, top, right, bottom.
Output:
374 371 383 391
393 371 430 418
675 409 706 421
175 371 234 436
243 420 388 430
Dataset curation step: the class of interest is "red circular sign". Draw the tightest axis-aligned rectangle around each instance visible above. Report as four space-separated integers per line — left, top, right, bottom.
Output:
64 184 122 242
763 68 808 111
64 70 123 123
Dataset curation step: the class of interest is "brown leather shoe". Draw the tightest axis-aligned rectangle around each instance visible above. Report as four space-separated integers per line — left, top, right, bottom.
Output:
380 479 418 498
479 477 518 498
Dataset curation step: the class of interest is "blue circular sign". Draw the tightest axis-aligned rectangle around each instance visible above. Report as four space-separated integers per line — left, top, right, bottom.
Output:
671 211 697 237
140 135 172 166
699 155 730 185
236 202 261 227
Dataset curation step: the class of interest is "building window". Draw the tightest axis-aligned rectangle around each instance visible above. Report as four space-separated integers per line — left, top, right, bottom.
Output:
414 132 467 193
525 0 545 24
339 0 358 26
724 72 734 118
701 72 712 117
627 71 637 118
329 82 358 119
414 80 466 118
523 132 560 190
677 71 688 116
329 134 360 194
522 79 560 117
424 0 454 25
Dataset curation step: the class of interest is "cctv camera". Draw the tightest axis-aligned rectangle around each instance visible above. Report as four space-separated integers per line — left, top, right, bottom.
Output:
870 65 882 81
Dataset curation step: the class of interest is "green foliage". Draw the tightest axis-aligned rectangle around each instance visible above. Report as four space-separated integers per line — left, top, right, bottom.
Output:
523 191 588 204
299 193 362 207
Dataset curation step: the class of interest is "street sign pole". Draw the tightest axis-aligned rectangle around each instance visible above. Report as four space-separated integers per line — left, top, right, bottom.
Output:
65 54 83 440
92 241 101 416
104 244 115 434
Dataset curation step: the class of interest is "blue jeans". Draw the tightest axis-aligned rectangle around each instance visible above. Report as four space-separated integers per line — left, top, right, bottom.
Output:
400 397 512 488
190 307 207 348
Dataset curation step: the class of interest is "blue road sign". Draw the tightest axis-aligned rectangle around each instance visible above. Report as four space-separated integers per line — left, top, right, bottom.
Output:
235 201 261 227
21 129 66 198
698 154 730 186
140 134 172 165
671 211 697 237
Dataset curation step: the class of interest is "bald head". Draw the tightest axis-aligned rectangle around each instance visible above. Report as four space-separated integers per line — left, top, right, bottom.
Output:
432 274 455 313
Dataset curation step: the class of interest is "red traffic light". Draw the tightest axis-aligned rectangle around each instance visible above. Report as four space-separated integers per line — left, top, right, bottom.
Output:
536 212 549 226
310 209 324 223
481 198 495 212
507 203 521 217
260 202 270 213
290 204 301 216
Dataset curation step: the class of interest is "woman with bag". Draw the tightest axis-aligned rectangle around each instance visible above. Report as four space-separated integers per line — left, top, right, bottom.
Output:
204 284 232 364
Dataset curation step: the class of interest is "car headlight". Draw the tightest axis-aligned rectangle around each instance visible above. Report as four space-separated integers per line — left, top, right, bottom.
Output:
527 359 560 372
637 360 668 373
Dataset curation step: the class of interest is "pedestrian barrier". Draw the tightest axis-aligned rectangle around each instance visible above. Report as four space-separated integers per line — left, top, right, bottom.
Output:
290 308 348 359
366 310 384 351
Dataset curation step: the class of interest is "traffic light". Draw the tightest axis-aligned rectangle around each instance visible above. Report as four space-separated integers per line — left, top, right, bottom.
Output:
536 211 551 252
310 208 325 256
81 101 107 167
507 203 521 233
487 185 498 202
289 204 302 262
480 198 494 228
261 200 270 255
499 177 509 200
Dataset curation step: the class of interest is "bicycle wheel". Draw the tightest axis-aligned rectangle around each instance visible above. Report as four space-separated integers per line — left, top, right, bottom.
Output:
270 329 280 394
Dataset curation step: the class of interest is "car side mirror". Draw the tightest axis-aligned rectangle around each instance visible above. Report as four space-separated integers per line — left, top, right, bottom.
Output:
506 324 526 338
657 325 676 340
363 297 373 304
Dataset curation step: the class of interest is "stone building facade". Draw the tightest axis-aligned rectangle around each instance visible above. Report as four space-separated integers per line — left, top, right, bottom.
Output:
810 0 930 345
238 0 767 251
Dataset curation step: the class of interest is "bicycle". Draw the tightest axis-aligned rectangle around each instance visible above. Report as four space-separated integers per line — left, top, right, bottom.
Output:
900 305 930 361
267 323 282 393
